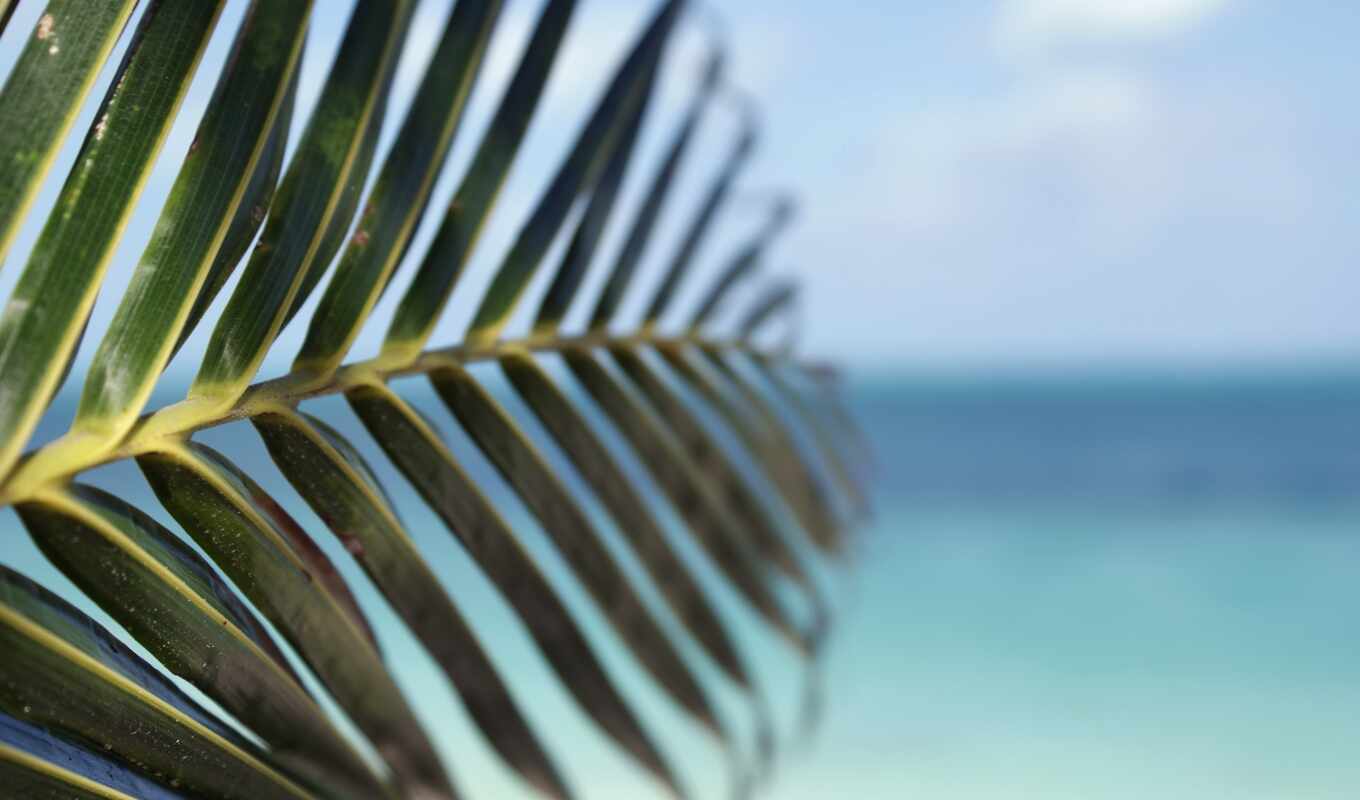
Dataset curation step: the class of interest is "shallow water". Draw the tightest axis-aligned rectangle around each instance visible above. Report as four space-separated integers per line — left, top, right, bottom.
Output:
776 373 1360 799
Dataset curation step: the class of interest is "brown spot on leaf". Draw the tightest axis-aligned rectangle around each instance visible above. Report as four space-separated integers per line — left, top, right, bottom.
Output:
352 229 370 247
36 14 53 40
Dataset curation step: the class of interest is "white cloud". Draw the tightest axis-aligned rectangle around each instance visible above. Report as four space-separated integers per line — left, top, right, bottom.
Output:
796 56 1318 367
996 0 1231 57
848 69 1154 235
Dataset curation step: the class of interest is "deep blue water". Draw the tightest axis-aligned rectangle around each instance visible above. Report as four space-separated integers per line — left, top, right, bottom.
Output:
6 371 1360 798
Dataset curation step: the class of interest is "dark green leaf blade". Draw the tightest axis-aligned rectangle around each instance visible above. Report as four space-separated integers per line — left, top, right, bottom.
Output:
15 484 393 800
738 281 798 341
686 197 794 332
0 712 185 800
0 1 223 479
294 0 505 376
499 350 771 787
463 0 684 347
343 379 685 798
0 3 18 38
499 350 752 691
429 365 730 750
607 337 843 769
750 358 870 521
589 50 724 331
639 108 757 329
0 566 313 800
530 51 656 335
382 0 580 362
75 0 312 440
692 345 845 554
252 404 574 800
137 440 458 800
660 345 842 555
176 67 300 359
192 1 416 406
561 348 812 655
798 363 875 480
607 346 829 639
0 0 139 268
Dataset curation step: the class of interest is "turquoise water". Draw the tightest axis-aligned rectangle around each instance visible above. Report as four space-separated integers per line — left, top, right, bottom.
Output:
6 371 1360 798
779 374 1360 800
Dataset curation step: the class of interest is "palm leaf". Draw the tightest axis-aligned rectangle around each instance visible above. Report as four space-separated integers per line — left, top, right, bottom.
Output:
0 1 870 798
0 711 185 800
0 0 223 478
344 377 684 797
0 0 139 268
253 405 572 800
0 566 312 799
15 484 391 798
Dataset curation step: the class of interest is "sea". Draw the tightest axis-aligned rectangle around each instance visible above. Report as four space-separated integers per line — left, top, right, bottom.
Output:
5 369 1360 799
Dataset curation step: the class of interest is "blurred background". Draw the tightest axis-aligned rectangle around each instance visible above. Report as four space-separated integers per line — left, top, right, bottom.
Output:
3 0 1360 798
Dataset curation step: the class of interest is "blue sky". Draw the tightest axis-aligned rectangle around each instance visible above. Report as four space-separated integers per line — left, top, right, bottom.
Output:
1 0 1357 380
712 0 1360 370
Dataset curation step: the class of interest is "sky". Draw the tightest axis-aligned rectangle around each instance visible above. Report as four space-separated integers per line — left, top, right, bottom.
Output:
714 0 1360 371
0 0 1357 387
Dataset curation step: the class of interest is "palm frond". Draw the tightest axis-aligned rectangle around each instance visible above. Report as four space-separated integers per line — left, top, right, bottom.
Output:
0 1 871 798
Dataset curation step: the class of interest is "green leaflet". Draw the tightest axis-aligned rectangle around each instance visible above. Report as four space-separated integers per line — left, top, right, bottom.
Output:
0 713 184 800
76 0 312 440
0 0 138 269
606 347 833 667
0 3 17 37
608 348 822 600
692 345 845 554
639 109 757 330
0 0 222 480
462 0 683 347
589 50 724 332
192 0 416 405
136 440 457 800
0 566 312 800
686 197 795 332
15 484 392 800
499 350 751 689
561 348 812 656
796 363 875 481
242 452 385 651
658 345 841 555
748 358 870 522
343 379 685 798
497 351 760 788
739 281 798 341
382 0 579 363
176 67 299 360
633 347 834 742
0 756 145 800
530 42 658 335
428 365 730 750
293 0 505 377
251 405 574 800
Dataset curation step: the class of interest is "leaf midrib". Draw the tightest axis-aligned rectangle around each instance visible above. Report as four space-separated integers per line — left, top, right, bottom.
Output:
0 331 772 507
